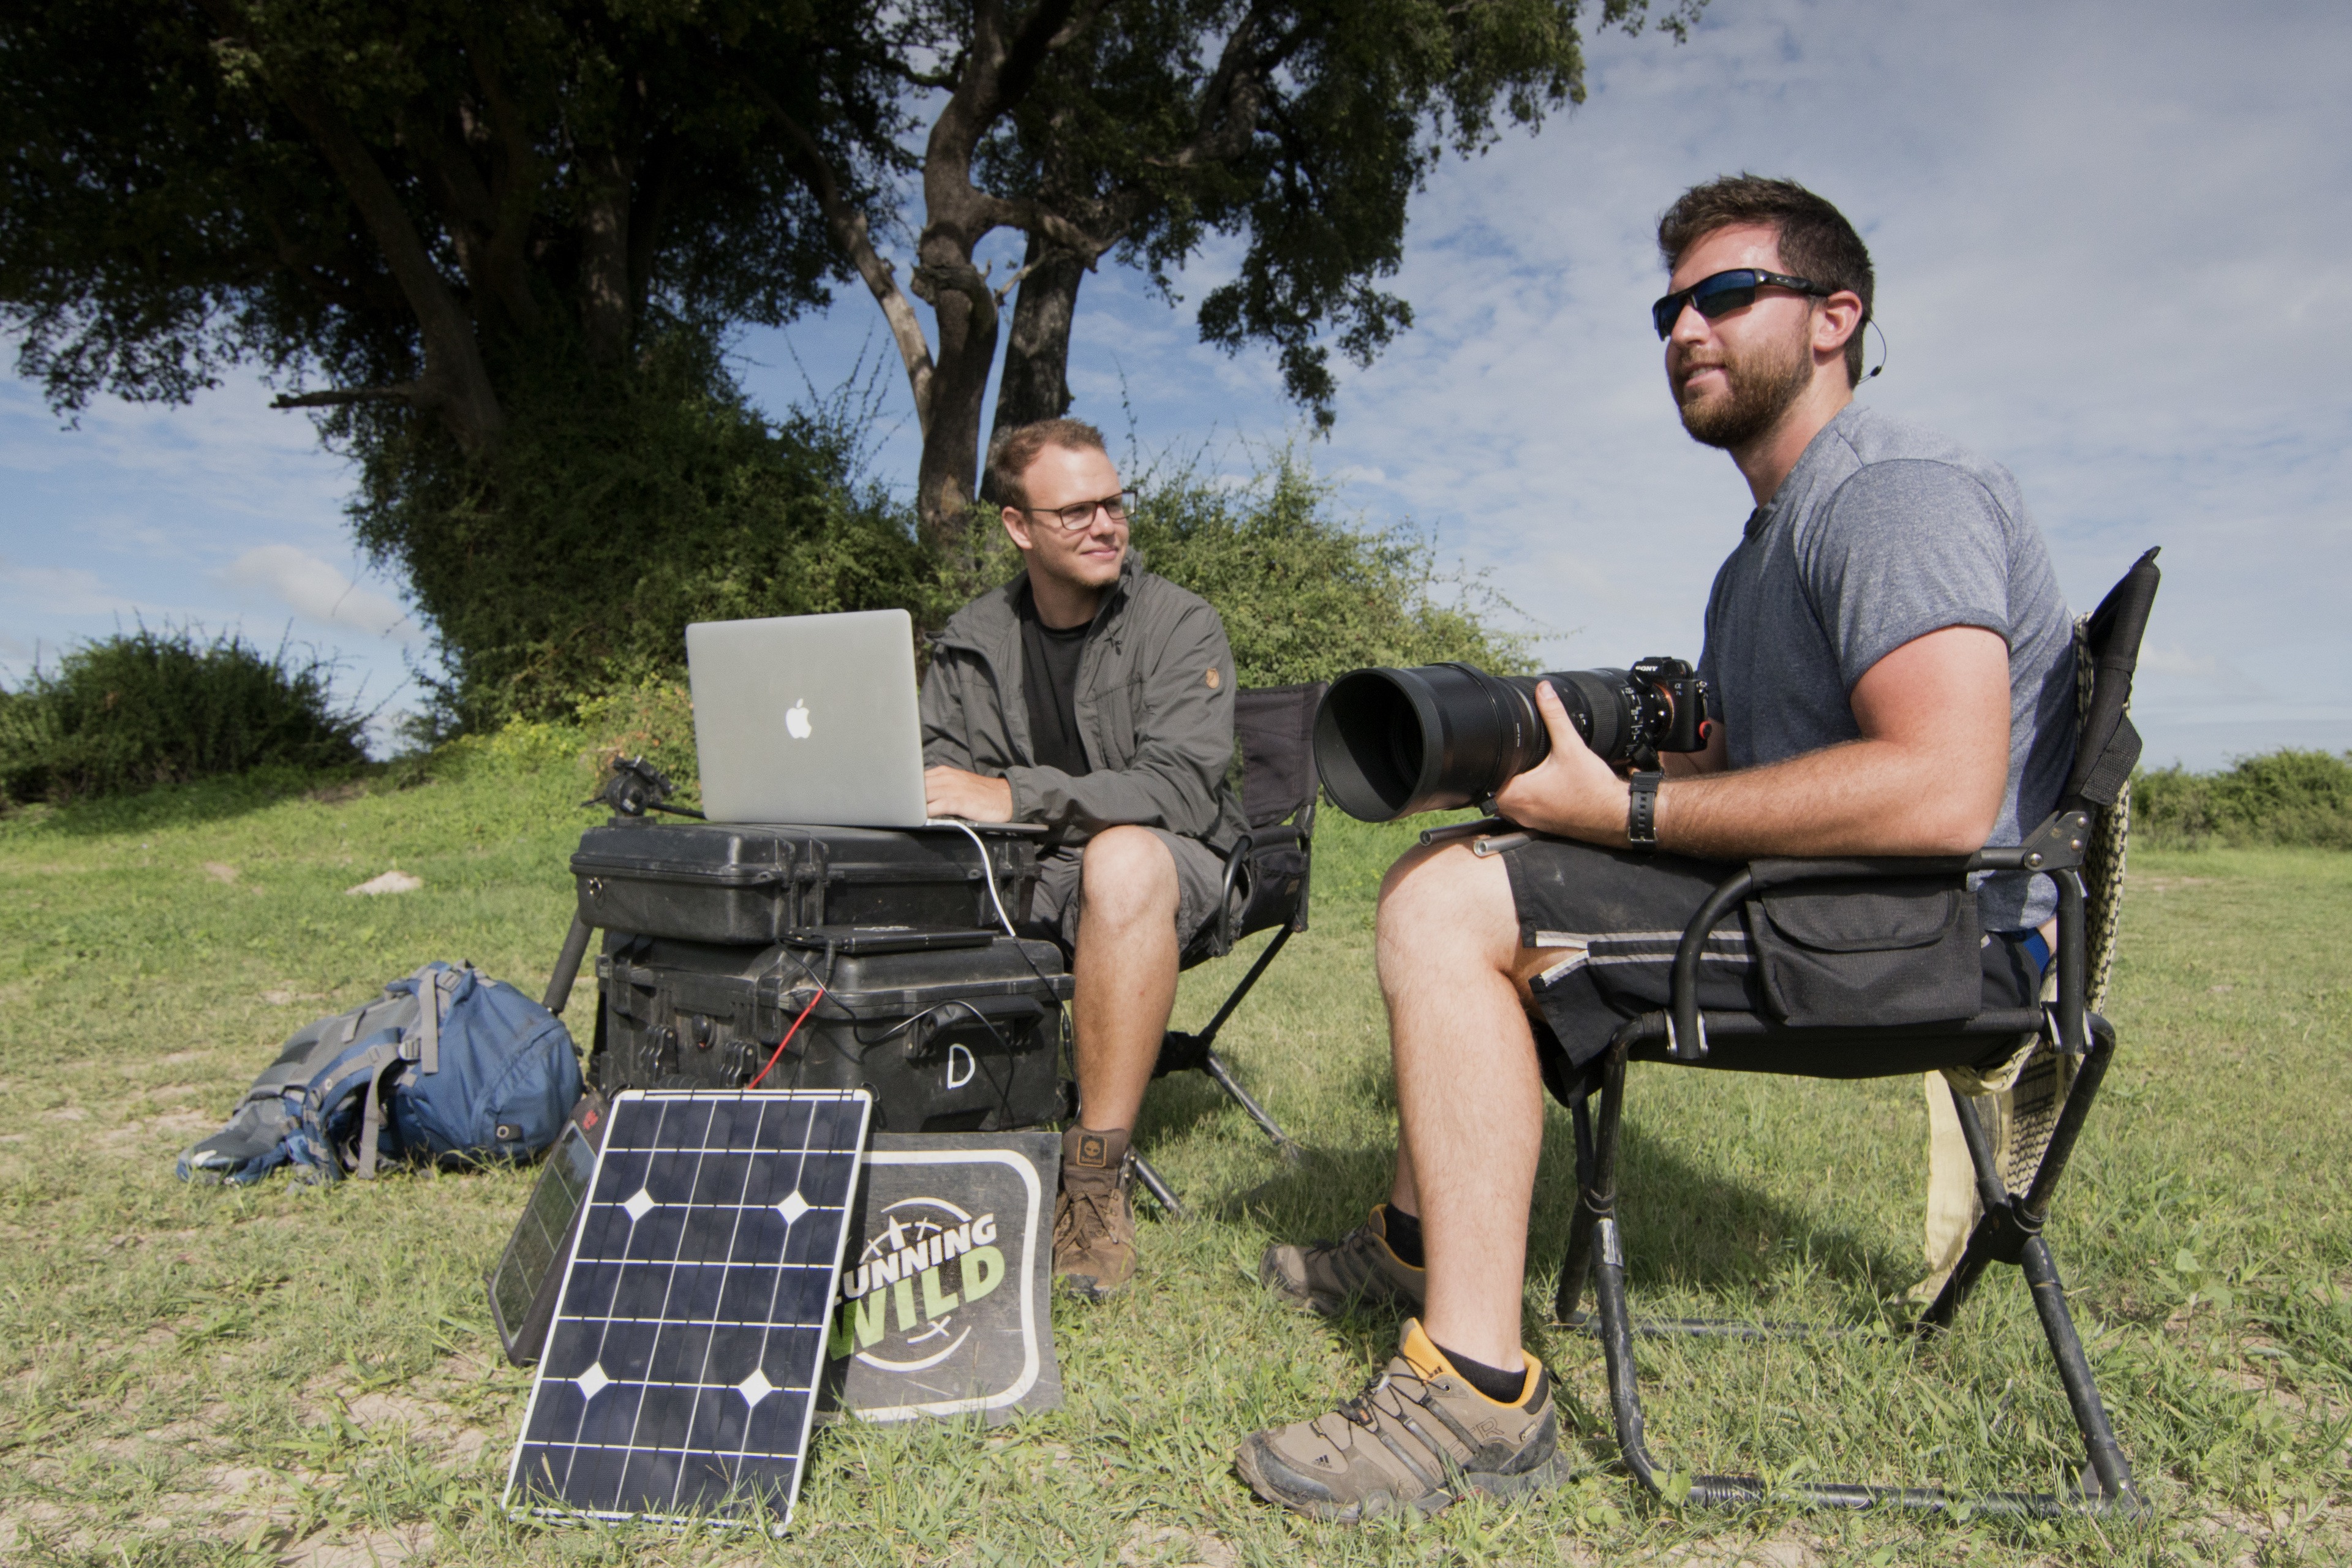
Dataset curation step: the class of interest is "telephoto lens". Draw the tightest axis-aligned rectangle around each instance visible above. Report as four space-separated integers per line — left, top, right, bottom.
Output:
1313 660 1709 822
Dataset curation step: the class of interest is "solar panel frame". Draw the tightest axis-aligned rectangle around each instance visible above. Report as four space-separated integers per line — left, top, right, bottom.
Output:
503 1088 872 1533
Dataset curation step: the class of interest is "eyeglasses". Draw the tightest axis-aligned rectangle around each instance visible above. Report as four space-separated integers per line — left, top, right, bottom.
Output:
1651 269 1830 339
1022 491 1135 531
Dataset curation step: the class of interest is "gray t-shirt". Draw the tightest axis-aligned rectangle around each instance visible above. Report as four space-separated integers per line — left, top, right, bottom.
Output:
1697 404 2077 929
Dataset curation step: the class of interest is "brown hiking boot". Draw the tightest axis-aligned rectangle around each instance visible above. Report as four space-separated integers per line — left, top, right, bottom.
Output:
1235 1319 1566 1522
1055 1125 1137 1299
1260 1204 1427 1315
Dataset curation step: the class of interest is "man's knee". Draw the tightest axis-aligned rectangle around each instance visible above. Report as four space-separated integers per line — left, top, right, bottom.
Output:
1077 826 1180 927
1375 842 1537 986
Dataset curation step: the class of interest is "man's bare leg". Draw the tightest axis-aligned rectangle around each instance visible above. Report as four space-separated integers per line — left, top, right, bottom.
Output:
1068 826 1183 1130
1376 842 1560 1372
1053 826 1183 1297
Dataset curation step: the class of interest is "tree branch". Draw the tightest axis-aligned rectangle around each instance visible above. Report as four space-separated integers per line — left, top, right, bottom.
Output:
271 383 422 409
732 69 937 435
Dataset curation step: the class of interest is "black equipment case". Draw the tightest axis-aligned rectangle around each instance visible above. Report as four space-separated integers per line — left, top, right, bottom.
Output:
572 820 1046 941
570 820 1072 1133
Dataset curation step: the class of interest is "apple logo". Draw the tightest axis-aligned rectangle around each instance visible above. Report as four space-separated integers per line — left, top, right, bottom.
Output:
785 699 813 740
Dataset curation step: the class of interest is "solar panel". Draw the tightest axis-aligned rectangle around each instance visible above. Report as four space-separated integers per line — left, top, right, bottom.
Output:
486 1093 609 1367
503 1088 872 1531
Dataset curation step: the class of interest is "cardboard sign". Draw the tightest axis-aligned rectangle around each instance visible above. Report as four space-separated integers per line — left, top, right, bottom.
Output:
819 1131 1061 1423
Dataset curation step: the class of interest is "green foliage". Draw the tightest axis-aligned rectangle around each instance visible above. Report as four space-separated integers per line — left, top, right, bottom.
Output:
0 626 368 805
355 330 930 730
2131 750 2352 850
948 448 1531 687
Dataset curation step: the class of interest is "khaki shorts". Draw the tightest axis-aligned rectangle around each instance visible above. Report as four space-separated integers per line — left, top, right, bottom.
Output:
1022 829 1233 959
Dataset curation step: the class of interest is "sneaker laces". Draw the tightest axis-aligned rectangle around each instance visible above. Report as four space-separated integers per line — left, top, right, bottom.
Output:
1056 1178 1123 1250
1338 1365 1431 1431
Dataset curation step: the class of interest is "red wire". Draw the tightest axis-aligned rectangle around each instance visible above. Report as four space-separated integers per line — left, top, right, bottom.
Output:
746 985 826 1089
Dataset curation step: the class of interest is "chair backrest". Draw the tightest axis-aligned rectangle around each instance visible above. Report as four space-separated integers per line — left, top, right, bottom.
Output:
1234 683 1327 833
2062 547 2160 812
2068 548 2160 1012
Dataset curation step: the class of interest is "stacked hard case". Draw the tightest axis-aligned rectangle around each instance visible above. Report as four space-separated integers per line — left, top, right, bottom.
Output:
569 819 1072 1133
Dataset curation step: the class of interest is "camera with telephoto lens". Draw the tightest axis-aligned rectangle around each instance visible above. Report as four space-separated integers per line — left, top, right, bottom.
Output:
1313 656 1712 823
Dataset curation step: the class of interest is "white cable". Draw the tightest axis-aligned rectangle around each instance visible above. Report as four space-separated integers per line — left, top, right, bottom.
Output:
933 817 1019 938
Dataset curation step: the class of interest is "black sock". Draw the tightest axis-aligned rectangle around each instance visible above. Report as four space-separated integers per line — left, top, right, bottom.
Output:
1379 1203 1425 1268
1432 1340 1530 1405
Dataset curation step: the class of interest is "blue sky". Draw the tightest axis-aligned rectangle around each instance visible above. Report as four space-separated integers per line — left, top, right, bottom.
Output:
4 0 2346 768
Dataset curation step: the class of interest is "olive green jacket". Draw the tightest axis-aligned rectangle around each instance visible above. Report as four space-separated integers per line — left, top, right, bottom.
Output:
920 551 1246 846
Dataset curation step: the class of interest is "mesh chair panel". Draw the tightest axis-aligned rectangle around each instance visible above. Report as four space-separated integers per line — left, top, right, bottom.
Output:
2075 612 2132 1013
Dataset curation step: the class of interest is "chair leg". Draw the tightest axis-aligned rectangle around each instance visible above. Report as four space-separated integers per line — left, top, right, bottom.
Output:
2019 1234 2142 1509
1576 1028 2132 1517
1553 1060 1614 1326
1199 1050 1300 1157
1156 926 1300 1153
1130 1152 1187 1219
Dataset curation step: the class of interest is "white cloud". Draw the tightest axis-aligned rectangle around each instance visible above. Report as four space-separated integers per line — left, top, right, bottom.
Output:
0 558 136 617
222 544 417 643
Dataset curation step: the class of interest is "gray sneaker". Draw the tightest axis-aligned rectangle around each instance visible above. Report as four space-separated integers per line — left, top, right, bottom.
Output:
1259 1204 1427 1315
1235 1318 1566 1521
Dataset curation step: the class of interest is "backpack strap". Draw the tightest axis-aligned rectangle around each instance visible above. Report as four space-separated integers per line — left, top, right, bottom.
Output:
402 963 445 1076
299 1029 407 1180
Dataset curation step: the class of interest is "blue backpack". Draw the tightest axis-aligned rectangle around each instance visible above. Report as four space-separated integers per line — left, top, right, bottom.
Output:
179 962 582 1184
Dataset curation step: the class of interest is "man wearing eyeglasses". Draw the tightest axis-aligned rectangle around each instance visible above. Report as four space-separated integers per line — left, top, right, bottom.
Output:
920 417 1246 1299
1235 175 2078 1521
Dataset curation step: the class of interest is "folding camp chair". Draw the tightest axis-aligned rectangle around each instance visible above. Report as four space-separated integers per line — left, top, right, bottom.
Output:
1128 682 1325 1215
1548 549 2161 1518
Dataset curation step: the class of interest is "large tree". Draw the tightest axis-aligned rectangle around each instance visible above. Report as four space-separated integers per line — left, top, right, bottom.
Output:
762 0 1700 551
3 1 1701 712
1 0 901 455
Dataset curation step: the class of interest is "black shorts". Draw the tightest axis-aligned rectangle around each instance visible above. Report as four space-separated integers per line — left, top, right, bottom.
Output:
1500 835 2041 1085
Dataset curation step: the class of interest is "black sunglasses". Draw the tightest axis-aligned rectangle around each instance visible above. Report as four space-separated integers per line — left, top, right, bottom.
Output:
1651 269 1830 339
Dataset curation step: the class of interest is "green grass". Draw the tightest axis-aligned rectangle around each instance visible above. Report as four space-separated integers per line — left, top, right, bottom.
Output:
1 736 2346 1565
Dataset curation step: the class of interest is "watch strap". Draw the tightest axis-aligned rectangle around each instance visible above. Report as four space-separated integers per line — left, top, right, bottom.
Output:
1627 771 1664 849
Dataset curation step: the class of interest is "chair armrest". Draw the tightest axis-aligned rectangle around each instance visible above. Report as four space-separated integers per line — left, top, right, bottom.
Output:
1218 834 1256 952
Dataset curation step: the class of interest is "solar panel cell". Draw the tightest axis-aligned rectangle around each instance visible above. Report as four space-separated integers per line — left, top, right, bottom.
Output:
506 1088 870 1531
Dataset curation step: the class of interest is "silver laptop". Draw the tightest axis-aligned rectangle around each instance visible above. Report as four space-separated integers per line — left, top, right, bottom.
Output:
685 609 927 827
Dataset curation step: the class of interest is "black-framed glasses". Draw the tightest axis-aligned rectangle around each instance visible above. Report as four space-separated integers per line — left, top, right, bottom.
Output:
1651 269 1830 339
1023 491 1135 531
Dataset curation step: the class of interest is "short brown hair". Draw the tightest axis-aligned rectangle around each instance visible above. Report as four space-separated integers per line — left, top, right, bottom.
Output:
1657 175 1874 386
984 418 1109 508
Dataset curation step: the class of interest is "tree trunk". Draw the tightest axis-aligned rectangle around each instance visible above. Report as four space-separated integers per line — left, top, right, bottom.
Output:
911 238 1001 560
579 148 634 368
991 236 1085 443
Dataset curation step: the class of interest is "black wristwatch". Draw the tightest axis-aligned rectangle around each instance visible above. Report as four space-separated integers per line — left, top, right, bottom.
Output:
1627 771 1663 849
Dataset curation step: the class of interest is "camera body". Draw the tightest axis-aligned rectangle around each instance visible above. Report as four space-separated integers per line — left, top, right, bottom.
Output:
1619 655 1711 765
1314 657 1713 822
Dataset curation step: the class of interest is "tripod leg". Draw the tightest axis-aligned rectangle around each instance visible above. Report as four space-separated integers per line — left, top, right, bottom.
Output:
543 916 595 1016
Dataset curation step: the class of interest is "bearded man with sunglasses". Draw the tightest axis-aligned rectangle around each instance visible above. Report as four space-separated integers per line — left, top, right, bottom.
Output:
1234 175 2079 1521
920 417 1246 1298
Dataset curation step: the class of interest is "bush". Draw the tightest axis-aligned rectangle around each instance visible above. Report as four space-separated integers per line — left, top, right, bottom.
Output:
0 626 368 804
350 328 931 732
941 447 1530 686
2131 749 2352 850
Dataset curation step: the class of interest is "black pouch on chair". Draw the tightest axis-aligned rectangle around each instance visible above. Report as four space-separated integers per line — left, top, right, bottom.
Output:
1743 873 1980 1027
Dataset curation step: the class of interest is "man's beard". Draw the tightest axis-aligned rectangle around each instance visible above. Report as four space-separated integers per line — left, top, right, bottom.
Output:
1675 328 1812 450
